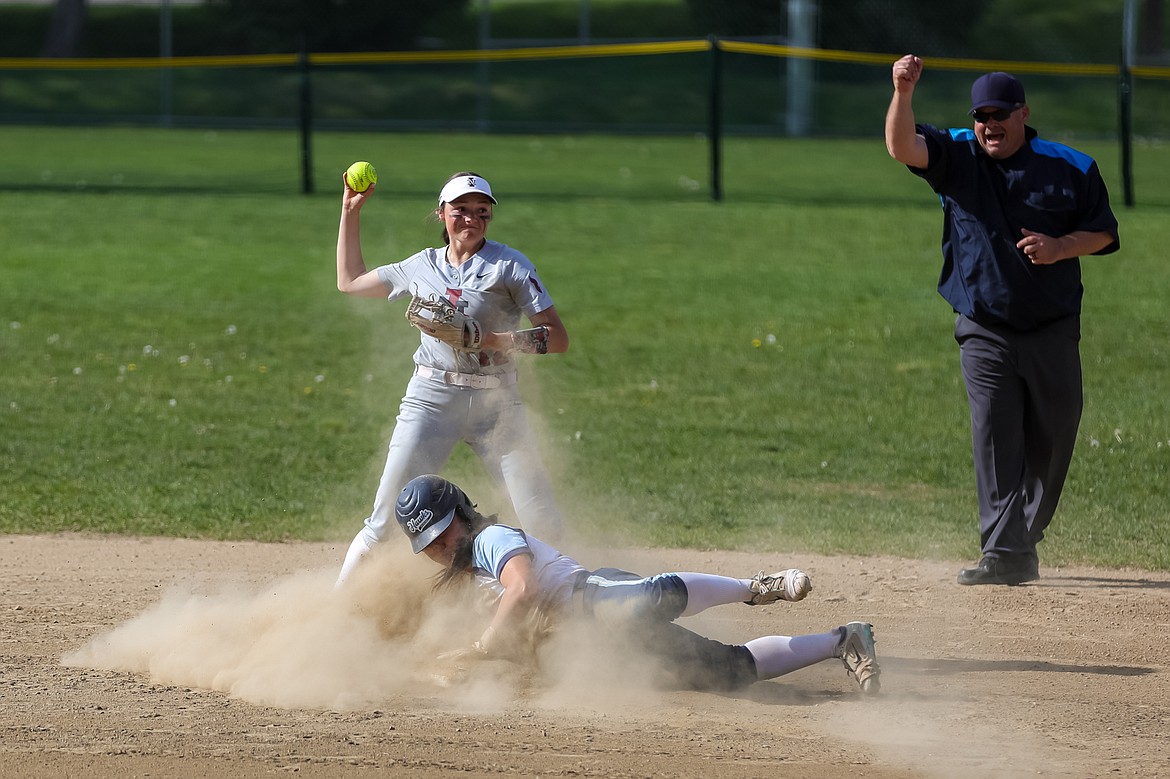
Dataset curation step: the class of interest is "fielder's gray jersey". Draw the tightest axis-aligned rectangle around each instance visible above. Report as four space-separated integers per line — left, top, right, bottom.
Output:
377 240 554 375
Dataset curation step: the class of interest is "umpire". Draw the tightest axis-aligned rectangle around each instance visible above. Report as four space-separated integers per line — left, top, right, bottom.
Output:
884 55 1120 585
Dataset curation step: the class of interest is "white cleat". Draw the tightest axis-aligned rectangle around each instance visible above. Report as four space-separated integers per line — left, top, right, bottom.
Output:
746 569 813 605
835 621 881 695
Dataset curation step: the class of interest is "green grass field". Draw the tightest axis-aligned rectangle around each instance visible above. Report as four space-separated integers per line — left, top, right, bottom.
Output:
1 127 1167 569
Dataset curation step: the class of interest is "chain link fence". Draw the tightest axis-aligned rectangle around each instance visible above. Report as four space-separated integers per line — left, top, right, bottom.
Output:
1 1 1167 195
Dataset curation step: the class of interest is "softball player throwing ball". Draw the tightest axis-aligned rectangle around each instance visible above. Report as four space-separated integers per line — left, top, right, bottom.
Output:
334 171 569 587
397 474 881 695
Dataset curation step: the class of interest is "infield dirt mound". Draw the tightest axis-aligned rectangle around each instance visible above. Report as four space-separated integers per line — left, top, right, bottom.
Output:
2 533 1167 778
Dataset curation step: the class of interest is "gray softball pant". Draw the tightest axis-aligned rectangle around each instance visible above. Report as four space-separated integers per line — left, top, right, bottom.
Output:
577 568 758 691
358 372 564 547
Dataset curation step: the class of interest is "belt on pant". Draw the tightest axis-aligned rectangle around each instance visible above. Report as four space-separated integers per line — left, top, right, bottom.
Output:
414 364 517 389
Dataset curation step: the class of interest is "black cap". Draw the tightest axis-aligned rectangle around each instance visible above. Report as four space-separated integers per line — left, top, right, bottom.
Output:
970 72 1026 113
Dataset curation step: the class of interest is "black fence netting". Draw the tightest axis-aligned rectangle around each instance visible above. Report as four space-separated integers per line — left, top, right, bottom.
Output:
1 41 1168 194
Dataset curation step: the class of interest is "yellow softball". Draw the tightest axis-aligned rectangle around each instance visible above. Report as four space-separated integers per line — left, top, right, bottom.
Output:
345 161 377 193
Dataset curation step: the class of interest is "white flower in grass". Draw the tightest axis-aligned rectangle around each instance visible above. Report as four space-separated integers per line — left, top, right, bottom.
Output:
73 367 82 375
143 344 153 355
168 398 177 407
178 355 190 366
315 374 325 383
1090 438 1100 448
47 334 60 345
8 321 20 330
225 324 237 335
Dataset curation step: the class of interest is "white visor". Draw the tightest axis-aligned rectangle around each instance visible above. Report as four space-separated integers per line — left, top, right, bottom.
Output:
438 175 496 205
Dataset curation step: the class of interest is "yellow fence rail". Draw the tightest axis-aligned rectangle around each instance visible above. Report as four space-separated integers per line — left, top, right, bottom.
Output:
1 39 1162 203
2 39 1169 80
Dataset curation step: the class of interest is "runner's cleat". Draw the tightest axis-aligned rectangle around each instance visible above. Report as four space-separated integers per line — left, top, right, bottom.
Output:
835 621 881 695
746 569 813 605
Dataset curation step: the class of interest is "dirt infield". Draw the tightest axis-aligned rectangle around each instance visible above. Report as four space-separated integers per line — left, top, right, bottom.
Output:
2 533 1168 779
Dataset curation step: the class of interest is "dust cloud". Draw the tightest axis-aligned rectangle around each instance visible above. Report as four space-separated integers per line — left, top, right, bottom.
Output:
62 543 508 710
61 539 672 713
533 618 669 711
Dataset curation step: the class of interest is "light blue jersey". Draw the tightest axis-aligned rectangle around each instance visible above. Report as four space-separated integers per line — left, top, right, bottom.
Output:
472 524 585 615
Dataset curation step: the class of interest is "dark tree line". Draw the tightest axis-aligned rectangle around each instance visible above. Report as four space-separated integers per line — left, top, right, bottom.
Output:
37 0 1167 62
39 0 470 57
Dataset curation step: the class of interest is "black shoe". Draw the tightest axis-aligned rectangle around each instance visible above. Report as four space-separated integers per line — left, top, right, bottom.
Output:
957 554 1039 586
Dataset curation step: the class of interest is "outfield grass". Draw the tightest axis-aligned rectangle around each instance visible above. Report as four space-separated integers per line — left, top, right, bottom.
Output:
1 127 1167 569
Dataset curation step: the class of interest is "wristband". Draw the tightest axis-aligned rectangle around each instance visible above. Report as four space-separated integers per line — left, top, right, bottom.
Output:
510 326 550 355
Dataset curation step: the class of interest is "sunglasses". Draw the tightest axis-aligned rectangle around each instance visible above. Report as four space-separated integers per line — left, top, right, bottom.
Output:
970 107 1018 123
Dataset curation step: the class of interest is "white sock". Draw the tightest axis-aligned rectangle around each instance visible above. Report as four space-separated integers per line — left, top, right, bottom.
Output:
745 631 841 680
334 531 374 589
675 572 752 616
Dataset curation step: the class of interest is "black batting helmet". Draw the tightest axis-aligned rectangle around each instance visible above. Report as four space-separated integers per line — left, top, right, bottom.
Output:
395 474 471 553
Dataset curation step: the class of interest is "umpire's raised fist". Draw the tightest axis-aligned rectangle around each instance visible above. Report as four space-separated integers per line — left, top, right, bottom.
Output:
892 54 923 92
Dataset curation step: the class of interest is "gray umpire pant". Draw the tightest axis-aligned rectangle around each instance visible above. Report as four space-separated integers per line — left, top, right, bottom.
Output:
955 314 1083 559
